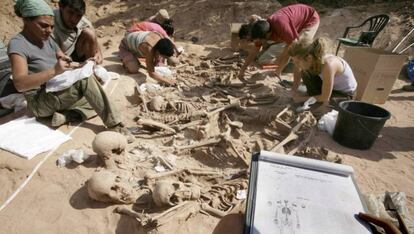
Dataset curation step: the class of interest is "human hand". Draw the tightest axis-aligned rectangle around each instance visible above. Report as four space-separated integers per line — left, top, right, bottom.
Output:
69 61 81 69
92 52 103 64
358 212 402 234
176 46 184 56
57 54 72 64
54 58 71 75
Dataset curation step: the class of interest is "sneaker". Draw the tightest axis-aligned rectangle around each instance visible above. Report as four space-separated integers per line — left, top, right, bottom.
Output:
51 112 67 127
402 83 414 92
109 124 135 143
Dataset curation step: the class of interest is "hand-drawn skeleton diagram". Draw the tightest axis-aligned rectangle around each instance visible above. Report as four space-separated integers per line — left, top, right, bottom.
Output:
273 200 305 234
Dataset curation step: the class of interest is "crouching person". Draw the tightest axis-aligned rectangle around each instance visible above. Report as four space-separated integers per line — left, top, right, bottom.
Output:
9 0 134 142
119 31 176 86
289 38 357 118
52 0 102 64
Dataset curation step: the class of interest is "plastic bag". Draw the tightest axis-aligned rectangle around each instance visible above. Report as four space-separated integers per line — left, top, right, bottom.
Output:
56 149 89 167
137 83 162 93
317 110 338 136
155 66 174 77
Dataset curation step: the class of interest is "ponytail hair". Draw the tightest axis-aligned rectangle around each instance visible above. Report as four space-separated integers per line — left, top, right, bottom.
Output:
289 37 328 74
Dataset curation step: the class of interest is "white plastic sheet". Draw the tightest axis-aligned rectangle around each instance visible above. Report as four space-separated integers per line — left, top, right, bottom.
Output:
0 116 71 159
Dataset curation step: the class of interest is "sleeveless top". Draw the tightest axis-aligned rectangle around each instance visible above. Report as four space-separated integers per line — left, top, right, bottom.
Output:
320 55 357 94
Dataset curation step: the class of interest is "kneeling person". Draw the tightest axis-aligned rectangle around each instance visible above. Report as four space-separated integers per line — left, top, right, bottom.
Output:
52 0 102 63
289 38 357 117
119 31 176 85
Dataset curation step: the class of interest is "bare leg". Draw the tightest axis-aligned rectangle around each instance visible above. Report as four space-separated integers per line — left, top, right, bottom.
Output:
123 59 140 74
119 46 140 74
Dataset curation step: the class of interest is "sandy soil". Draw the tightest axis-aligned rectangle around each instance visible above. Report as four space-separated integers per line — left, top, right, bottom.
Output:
0 0 413 233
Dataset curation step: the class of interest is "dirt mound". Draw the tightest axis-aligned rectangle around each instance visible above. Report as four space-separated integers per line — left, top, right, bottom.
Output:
2 0 413 55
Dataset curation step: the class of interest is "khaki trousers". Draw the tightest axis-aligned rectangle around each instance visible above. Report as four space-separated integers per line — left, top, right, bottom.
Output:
25 75 120 127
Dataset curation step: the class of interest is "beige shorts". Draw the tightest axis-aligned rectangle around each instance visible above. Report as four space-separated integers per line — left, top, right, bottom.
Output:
257 20 320 65
298 20 320 42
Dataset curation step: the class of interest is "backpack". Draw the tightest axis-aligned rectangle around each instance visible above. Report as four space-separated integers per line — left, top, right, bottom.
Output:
407 58 414 82
0 43 16 98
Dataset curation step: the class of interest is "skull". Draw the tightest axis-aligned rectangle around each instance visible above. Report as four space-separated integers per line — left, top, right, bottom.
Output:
87 170 138 204
152 180 201 207
92 131 127 169
149 96 167 112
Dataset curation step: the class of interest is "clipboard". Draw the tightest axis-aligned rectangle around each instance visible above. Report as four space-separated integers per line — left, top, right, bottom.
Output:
244 151 372 234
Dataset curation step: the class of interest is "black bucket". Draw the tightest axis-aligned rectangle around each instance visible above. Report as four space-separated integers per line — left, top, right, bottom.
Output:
333 101 390 150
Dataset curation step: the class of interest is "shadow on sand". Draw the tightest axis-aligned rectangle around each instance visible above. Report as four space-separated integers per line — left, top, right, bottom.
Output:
310 125 414 162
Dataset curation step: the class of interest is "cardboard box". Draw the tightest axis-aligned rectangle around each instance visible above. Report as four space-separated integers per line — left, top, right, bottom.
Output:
344 47 407 104
230 23 242 50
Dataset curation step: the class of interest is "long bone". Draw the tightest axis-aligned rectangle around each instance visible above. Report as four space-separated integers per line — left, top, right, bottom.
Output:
226 139 249 167
172 119 204 131
136 84 149 113
276 105 291 119
174 137 222 151
117 202 199 227
150 201 195 226
288 127 315 155
207 99 241 117
145 168 223 181
201 203 227 218
137 118 176 134
115 206 150 226
247 98 277 106
224 114 243 128
270 114 309 152
145 169 186 180
118 202 227 227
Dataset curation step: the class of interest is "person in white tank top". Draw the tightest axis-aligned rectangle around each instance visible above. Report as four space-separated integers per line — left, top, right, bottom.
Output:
288 37 357 104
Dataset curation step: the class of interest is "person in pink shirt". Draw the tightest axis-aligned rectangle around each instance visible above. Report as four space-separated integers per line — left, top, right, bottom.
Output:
238 4 319 80
127 21 173 38
125 20 180 56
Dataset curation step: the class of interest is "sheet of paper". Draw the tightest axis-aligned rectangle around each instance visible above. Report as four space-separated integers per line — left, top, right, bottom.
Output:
251 152 371 234
46 61 94 93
